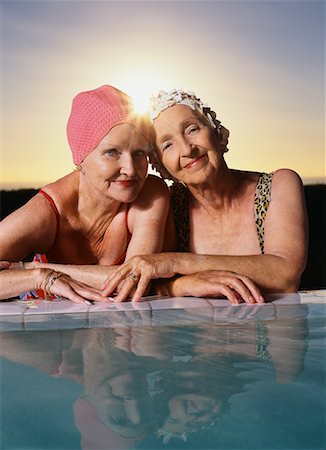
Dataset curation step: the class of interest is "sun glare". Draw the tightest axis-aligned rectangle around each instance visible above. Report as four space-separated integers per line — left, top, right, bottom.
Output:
111 67 172 116
131 91 151 115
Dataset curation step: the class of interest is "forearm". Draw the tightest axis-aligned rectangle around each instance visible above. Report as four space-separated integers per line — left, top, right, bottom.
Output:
0 268 46 300
25 262 115 289
169 253 302 292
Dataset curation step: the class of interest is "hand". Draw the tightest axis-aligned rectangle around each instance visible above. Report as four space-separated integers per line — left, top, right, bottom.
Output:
39 270 112 305
102 254 175 303
173 270 265 304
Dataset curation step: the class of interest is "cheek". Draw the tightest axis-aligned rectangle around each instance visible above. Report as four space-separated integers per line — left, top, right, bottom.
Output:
137 158 149 176
162 152 177 171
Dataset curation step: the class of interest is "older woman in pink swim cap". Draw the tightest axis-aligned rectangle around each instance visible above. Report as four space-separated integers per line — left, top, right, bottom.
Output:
0 85 169 303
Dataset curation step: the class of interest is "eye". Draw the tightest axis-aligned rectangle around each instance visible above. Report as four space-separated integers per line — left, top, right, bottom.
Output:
162 141 173 152
185 123 200 135
105 149 119 158
133 149 148 158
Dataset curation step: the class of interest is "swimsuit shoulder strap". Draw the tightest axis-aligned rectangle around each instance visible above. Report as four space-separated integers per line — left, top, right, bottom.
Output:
254 172 273 254
171 182 190 252
39 189 60 225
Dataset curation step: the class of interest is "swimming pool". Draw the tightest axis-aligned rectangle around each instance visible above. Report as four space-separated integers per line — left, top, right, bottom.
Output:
0 291 325 450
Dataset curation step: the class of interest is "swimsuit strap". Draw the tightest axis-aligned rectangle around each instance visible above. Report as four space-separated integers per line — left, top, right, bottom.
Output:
254 172 273 254
39 189 60 232
171 182 190 251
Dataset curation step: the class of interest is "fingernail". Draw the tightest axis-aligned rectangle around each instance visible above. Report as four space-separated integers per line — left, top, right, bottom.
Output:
259 296 265 303
84 300 91 305
249 296 255 304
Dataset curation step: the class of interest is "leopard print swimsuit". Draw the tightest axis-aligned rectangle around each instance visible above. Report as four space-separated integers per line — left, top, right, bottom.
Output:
171 172 273 254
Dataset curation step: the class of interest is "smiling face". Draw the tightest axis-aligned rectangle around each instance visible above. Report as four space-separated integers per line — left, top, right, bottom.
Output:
81 123 149 203
153 104 223 185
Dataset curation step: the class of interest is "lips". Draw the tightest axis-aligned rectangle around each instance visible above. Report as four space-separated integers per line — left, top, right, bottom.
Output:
184 154 207 169
112 179 136 188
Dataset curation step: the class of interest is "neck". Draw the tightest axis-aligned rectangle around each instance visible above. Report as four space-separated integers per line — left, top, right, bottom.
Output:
77 172 121 224
187 167 242 212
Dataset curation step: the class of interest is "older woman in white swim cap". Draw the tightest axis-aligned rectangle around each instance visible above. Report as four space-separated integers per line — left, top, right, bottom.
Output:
102 88 308 304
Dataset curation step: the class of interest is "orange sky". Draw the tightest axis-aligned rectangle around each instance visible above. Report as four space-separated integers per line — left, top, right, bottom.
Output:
2 1 325 188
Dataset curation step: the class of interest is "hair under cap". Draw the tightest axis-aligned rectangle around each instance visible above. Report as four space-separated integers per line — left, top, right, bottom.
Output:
67 85 150 165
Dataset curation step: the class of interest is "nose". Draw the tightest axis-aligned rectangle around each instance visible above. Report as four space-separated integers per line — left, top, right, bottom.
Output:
125 399 141 424
120 154 136 177
178 135 197 157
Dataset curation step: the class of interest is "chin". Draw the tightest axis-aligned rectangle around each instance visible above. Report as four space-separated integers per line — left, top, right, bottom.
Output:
115 189 141 203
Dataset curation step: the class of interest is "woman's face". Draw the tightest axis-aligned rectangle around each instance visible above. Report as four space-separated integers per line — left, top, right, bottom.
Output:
153 104 222 185
81 123 149 203
162 393 221 434
89 371 155 438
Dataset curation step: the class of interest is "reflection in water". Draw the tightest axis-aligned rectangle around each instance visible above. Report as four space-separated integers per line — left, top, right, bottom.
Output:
1 302 322 449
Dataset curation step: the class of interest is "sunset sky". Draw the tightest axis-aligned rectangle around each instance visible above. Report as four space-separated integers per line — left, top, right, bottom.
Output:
2 0 325 188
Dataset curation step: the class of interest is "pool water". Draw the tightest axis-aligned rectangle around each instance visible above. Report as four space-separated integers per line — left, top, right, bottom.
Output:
0 297 325 449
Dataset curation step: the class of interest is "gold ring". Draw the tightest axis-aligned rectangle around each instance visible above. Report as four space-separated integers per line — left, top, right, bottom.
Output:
129 272 139 283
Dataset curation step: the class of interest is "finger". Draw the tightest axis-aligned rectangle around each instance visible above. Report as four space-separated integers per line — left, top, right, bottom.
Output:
218 285 240 305
73 287 112 302
236 276 264 303
54 285 91 305
114 278 136 303
102 267 132 295
61 279 111 302
131 274 152 303
225 279 256 304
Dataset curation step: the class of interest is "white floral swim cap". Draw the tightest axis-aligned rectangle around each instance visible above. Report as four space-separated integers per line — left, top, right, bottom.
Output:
148 88 230 180
149 89 217 129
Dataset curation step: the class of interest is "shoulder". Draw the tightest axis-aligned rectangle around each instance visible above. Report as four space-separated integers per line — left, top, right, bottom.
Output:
40 172 78 203
270 169 304 197
129 175 170 222
128 175 170 228
266 169 306 220
272 168 303 183
134 174 170 204
37 172 79 220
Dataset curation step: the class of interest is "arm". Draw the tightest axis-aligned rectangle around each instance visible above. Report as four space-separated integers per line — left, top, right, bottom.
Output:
164 169 308 292
125 174 170 259
103 169 307 300
0 195 108 302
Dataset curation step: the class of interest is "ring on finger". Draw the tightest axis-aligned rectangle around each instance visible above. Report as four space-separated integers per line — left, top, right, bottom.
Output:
128 272 139 283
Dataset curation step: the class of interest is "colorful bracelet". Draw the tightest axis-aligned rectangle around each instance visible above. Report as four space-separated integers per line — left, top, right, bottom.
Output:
42 269 55 300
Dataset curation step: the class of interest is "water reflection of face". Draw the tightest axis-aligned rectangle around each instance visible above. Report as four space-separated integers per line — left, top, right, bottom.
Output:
87 368 155 438
82 330 157 439
163 393 221 434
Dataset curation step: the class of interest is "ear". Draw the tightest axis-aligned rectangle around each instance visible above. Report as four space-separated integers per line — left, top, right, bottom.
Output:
76 164 85 174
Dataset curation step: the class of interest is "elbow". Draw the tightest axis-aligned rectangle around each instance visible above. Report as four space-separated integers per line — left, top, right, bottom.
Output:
267 255 306 293
277 266 304 293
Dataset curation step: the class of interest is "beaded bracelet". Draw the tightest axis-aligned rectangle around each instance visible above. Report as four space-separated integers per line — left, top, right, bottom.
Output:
46 272 64 297
42 270 55 292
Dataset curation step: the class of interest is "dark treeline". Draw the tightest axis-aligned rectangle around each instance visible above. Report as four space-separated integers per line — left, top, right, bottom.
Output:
0 185 325 290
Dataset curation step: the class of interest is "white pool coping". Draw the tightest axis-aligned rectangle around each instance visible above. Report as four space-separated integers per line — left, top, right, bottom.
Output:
0 290 324 331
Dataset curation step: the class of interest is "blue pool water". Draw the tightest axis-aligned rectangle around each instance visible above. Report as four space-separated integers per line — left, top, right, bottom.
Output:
0 300 325 450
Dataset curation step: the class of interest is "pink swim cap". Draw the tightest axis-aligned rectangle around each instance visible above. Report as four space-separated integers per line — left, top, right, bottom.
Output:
67 85 151 165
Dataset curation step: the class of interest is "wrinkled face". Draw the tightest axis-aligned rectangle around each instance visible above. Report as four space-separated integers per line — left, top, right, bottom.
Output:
81 123 149 203
153 104 222 185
